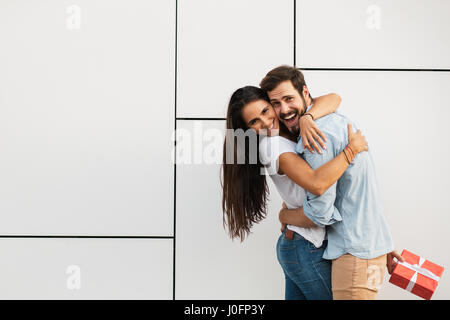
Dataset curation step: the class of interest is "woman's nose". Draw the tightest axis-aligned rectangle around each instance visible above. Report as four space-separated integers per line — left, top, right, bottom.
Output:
261 116 272 128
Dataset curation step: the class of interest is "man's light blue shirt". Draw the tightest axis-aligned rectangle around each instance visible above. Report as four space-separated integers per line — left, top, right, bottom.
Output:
296 110 394 260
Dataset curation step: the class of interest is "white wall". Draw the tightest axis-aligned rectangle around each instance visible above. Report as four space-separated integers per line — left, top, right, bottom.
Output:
0 0 449 299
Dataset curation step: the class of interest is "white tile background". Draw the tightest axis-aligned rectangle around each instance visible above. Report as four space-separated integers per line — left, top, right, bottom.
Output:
0 0 175 236
297 0 450 69
177 0 293 118
0 238 173 299
0 0 449 299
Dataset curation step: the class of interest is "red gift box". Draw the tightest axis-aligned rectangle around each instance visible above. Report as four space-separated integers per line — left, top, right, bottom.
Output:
389 249 444 300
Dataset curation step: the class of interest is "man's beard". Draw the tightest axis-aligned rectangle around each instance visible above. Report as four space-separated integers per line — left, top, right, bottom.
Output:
282 106 305 137
290 124 300 136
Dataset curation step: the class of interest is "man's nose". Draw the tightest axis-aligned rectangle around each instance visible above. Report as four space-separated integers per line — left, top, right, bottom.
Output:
280 101 290 114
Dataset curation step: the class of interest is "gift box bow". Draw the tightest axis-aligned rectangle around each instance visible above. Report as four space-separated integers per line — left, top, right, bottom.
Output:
390 249 445 300
397 257 441 292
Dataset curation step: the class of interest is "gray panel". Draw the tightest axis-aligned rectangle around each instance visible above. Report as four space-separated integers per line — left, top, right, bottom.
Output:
0 0 175 235
175 120 285 299
0 238 173 299
297 0 450 69
177 0 293 118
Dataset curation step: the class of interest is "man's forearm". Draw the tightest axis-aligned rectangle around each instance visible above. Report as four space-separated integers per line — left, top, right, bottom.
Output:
279 207 317 228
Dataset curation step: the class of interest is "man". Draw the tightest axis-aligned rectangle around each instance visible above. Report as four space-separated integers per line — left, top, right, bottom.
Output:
259 65 402 300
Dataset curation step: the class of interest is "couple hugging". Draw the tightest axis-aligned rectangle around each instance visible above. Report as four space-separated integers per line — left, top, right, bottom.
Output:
221 65 403 300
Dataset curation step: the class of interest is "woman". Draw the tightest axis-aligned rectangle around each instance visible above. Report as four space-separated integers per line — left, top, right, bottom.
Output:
221 86 368 300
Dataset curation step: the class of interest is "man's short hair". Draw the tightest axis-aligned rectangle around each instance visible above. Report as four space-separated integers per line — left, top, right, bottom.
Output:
259 65 311 99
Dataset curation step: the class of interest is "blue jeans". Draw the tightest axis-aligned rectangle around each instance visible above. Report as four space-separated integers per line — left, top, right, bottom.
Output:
276 228 332 300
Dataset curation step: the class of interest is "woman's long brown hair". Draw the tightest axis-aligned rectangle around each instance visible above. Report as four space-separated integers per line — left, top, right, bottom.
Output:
221 86 270 242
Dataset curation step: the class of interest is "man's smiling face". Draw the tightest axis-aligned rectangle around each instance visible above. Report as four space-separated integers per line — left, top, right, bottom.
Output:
267 80 307 136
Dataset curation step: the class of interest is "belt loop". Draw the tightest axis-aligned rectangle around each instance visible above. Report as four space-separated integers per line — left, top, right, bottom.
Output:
285 229 294 240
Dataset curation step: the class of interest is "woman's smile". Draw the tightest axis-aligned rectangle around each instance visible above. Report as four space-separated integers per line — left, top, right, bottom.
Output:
241 99 280 136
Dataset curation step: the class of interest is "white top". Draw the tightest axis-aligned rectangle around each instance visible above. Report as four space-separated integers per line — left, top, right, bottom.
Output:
259 135 326 248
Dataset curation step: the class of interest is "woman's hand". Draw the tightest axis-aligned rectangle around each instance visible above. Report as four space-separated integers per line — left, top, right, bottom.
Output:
347 123 368 154
280 202 287 232
299 115 327 154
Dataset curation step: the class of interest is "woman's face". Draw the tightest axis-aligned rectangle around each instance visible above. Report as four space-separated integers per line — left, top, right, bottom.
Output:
241 99 280 136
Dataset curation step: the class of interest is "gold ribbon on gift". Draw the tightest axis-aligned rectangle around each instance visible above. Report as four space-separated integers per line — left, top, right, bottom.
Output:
397 257 441 292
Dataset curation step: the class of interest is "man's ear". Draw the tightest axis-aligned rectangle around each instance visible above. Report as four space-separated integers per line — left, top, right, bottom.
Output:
302 85 309 100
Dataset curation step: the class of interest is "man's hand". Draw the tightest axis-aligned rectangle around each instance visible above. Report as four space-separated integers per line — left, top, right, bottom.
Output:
278 202 316 229
387 250 405 274
299 114 326 154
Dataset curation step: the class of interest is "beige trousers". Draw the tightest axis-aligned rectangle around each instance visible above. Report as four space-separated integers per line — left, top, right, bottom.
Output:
331 253 387 300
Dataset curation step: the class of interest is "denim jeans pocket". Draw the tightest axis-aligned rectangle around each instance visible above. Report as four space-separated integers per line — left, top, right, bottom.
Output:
276 236 301 274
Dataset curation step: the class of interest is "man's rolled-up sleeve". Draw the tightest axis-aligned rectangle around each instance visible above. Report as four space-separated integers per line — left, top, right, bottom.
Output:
298 137 343 228
303 183 342 228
